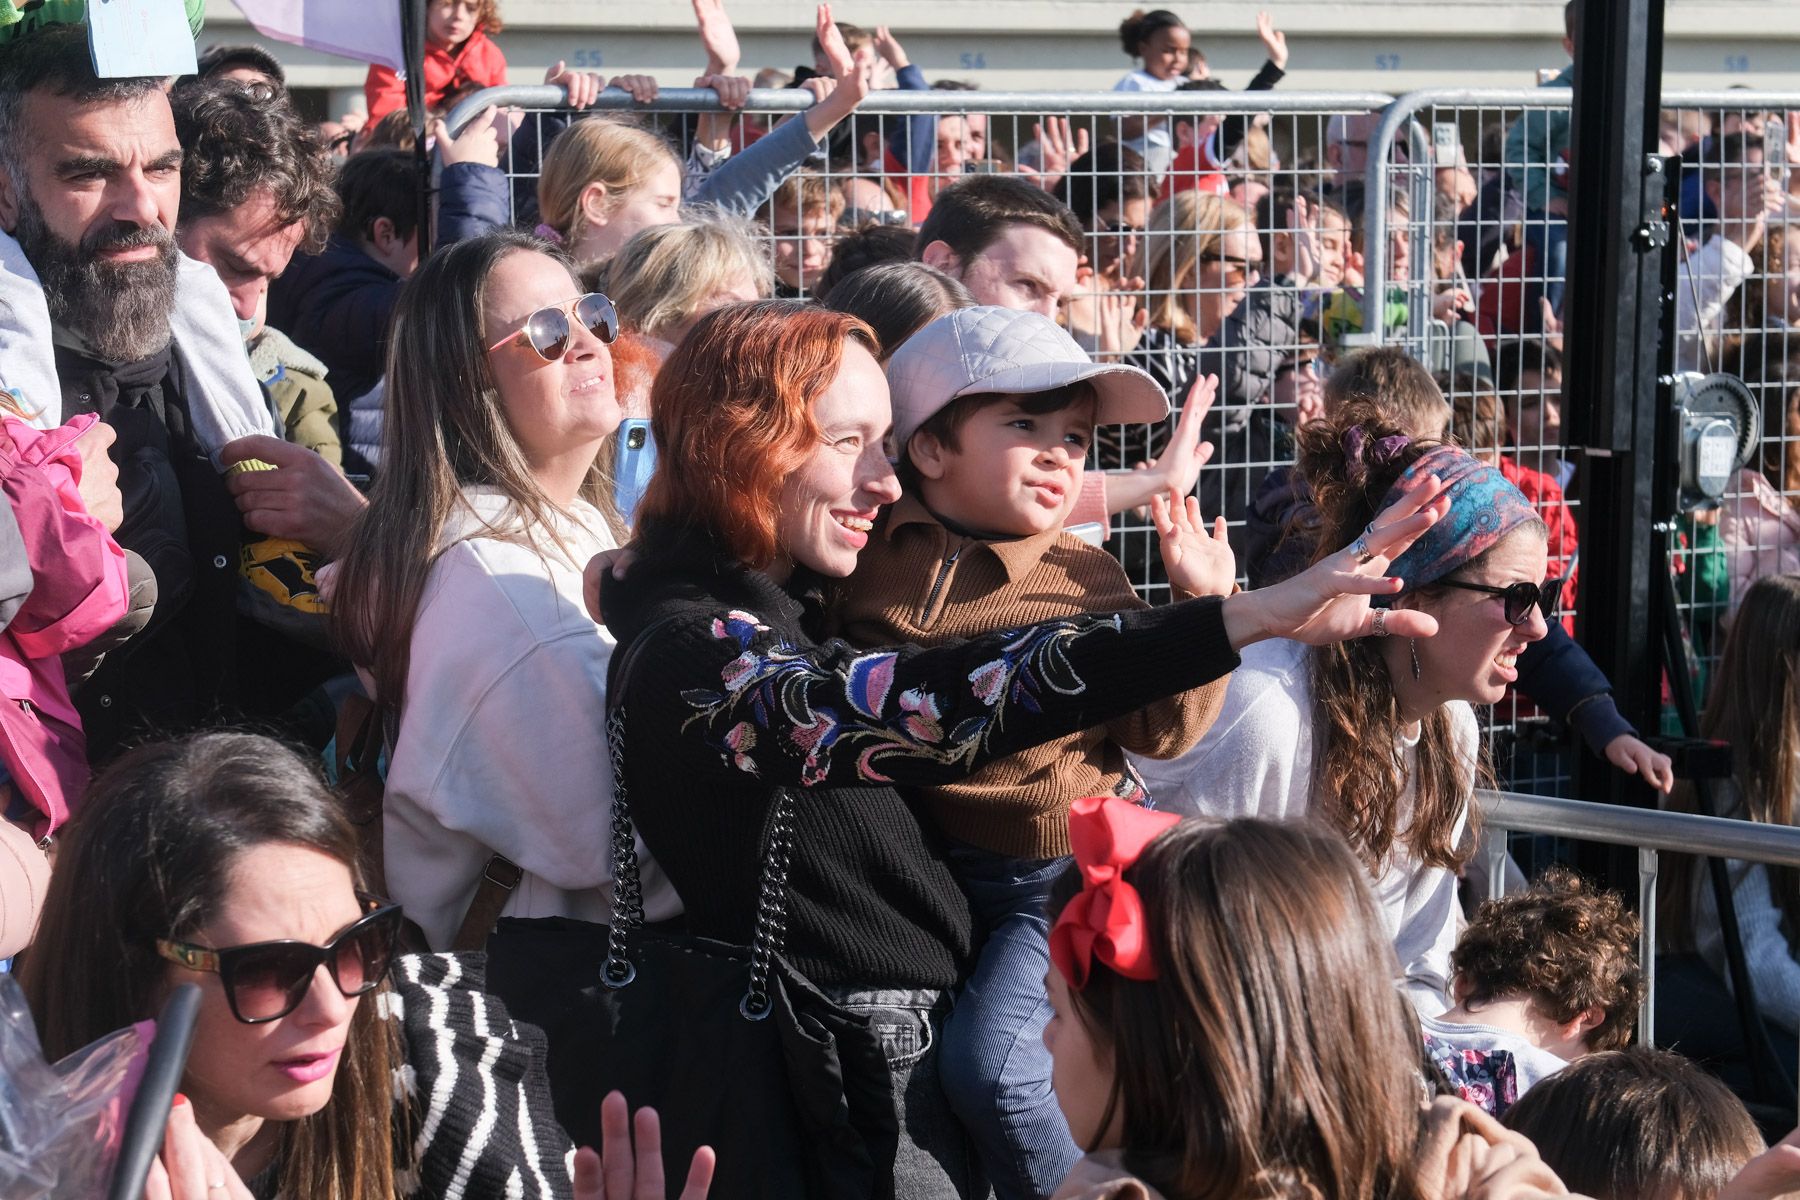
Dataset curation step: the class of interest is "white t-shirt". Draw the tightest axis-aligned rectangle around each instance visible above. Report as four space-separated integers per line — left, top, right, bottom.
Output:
1130 637 1475 1016
383 486 682 949
1113 69 1181 163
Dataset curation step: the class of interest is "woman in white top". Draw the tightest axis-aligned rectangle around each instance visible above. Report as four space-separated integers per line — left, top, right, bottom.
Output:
1133 400 1552 1015
333 230 678 950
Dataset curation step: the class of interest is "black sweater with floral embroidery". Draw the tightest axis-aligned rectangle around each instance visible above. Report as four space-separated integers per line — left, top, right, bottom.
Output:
600 529 1243 990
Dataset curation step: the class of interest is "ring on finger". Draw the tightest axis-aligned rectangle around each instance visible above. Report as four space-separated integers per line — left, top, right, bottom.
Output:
1351 535 1375 565
1372 607 1389 638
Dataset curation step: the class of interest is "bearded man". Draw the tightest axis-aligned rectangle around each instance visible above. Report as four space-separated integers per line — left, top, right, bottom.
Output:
0 24 351 755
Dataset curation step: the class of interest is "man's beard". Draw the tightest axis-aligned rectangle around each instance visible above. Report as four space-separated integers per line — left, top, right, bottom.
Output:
13 188 178 364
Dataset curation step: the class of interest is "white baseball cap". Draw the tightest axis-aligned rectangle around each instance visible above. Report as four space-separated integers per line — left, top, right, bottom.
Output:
884 306 1171 455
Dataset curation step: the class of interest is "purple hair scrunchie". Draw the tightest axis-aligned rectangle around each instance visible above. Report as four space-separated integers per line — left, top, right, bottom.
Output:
533 222 565 245
1375 444 1539 595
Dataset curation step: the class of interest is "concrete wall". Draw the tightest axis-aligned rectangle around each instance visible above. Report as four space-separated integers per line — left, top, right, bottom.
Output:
199 0 1800 118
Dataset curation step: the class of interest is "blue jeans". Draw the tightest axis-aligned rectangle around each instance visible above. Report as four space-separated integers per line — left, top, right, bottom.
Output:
939 843 1081 1200
825 985 985 1199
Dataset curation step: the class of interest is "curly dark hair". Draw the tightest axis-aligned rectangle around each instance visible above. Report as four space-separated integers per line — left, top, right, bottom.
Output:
170 78 340 255
1452 866 1643 1051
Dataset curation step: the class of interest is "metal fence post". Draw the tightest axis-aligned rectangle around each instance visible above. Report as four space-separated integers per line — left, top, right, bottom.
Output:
1638 846 1659 1046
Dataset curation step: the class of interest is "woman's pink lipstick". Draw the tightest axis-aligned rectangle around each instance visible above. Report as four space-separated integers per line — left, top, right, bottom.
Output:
272 1048 341 1084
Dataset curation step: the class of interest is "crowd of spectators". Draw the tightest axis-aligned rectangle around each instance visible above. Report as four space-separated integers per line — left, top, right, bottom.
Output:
3 1 1800 1199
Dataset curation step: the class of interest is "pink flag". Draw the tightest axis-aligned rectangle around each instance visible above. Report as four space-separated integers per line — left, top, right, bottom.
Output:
226 0 404 71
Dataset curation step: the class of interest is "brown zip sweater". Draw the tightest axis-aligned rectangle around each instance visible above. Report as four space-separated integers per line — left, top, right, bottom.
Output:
834 494 1230 859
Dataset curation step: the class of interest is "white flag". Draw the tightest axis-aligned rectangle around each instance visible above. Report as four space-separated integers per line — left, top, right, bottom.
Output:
227 0 404 71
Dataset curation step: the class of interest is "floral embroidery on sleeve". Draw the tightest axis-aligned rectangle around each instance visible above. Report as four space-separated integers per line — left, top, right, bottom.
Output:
679 608 1121 785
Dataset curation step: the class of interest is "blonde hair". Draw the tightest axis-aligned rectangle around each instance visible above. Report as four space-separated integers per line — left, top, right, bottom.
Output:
1132 190 1251 344
590 215 774 342
537 118 681 245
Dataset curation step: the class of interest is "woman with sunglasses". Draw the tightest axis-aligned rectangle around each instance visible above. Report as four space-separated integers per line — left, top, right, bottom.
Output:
16 730 589 1199
330 231 683 952
1134 399 1560 1018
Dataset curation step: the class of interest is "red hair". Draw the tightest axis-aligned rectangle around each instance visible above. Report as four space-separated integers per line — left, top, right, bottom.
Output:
635 300 878 569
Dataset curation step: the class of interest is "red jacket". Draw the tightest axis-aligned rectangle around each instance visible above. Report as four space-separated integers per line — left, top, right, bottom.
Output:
1500 454 1580 628
364 29 508 124
0 415 129 836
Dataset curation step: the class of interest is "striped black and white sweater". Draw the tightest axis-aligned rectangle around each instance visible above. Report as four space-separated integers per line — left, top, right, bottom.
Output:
249 953 575 1200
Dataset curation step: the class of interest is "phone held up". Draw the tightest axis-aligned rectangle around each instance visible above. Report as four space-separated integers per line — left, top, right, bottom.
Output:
613 418 656 524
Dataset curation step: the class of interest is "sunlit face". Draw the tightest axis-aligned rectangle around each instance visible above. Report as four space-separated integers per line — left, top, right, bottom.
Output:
1184 239 1261 344
171 844 366 1132
1511 368 1563 449
945 225 1081 319
0 88 181 258
910 393 1096 537
935 114 989 178
773 340 901 579
1138 24 1191 81
482 251 621 474
1272 357 1325 427
1316 213 1350 287
425 0 480 48
1759 234 1800 327
1043 968 1121 1152
1388 213 1411 280
770 200 836 291
177 187 308 335
1398 527 1551 709
582 159 682 265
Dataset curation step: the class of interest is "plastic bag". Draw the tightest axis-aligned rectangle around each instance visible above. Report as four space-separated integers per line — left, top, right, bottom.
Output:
0 973 150 1199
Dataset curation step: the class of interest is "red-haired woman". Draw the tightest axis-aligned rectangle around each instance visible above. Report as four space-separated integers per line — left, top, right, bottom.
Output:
593 299 1449 1197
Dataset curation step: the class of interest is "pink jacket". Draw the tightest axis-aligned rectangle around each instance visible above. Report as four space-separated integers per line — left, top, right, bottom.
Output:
1 413 129 837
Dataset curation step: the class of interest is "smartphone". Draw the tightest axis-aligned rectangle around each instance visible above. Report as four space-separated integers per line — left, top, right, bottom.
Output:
1767 117 1789 189
107 984 201 1200
612 419 656 524
967 158 1002 174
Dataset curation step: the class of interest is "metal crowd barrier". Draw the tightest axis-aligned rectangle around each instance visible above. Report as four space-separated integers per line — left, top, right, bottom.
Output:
1476 787 1800 1051
438 81 1798 784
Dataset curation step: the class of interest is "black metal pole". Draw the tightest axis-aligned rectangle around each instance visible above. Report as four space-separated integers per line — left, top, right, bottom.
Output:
1565 0 1670 834
400 0 430 254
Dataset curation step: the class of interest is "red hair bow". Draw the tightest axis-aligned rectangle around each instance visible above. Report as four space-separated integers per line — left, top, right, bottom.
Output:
1049 795 1181 990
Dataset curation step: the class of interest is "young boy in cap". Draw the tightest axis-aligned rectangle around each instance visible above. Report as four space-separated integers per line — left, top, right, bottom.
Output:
833 304 1236 1198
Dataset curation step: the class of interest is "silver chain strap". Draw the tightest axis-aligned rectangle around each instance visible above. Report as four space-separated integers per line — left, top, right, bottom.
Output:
601 702 641 987
602 621 796 1023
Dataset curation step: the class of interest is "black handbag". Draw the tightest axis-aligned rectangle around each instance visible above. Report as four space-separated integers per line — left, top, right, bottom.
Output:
486 621 899 1200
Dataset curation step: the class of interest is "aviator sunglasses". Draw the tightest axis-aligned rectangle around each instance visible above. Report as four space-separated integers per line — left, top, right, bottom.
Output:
156 898 405 1024
1436 576 1569 626
486 292 619 362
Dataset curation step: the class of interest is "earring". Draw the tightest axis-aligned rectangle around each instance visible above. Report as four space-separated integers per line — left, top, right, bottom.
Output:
1410 638 1422 681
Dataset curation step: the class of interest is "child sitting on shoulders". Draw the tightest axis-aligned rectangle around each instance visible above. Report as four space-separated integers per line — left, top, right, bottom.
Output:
835 305 1237 1199
1426 866 1642 1116
365 0 507 124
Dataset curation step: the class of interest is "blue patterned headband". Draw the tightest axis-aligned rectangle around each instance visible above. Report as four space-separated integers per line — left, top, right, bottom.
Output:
1377 445 1539 593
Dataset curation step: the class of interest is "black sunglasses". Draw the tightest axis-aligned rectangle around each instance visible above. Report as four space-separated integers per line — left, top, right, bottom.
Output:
487 292 619 363
1437 576 1568 626
157 899 404 1025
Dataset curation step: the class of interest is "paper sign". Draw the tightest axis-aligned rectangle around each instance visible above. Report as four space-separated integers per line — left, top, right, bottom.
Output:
88 0 197 78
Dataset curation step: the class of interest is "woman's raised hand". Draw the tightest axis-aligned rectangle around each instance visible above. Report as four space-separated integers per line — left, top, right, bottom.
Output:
572 1091 715 1200
1220 469 1450 649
